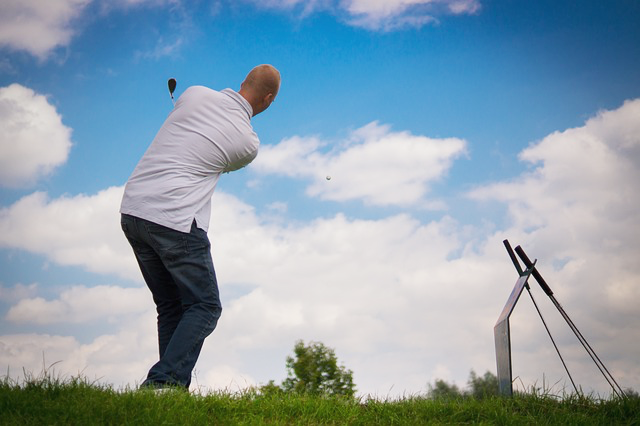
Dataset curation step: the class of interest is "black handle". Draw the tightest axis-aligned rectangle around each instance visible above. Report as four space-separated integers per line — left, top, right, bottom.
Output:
514 245 554 296
503 239 523 275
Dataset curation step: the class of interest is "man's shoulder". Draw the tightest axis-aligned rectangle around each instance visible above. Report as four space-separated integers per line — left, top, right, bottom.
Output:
184 86 241 106
180 86 252 120
183 85 218 98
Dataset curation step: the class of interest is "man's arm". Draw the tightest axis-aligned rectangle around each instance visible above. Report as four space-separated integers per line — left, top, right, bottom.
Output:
223 142 258 173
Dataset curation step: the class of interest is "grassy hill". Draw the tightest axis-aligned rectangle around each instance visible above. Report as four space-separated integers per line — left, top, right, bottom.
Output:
1 375 639 425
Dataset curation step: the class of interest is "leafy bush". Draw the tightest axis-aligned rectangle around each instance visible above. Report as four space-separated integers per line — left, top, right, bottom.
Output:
427 379 463 400
427 370 499 400
262 340 356 398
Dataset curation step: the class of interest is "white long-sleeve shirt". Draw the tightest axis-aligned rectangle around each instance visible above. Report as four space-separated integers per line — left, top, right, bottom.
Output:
120 86 259 232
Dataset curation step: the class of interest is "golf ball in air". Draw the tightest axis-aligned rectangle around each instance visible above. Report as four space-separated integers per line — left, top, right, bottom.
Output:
326 175 331 180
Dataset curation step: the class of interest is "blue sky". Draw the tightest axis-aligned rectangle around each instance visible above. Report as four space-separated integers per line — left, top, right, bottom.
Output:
1 0 639 397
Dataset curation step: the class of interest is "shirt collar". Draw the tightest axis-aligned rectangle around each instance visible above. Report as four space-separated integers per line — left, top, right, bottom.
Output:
221 88 253 119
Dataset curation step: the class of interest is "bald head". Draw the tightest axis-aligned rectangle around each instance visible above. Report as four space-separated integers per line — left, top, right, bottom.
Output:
239 64 281 117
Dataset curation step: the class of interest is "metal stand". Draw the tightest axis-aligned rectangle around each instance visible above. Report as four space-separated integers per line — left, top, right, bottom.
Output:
494 240 626 398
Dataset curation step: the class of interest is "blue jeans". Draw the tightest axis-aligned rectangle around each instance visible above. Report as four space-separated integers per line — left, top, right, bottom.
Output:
120 214 222 389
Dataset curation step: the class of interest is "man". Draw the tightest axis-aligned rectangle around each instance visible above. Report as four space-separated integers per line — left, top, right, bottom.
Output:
120 65 280 390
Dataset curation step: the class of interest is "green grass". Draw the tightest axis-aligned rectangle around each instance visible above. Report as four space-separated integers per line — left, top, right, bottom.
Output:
1 375 639 425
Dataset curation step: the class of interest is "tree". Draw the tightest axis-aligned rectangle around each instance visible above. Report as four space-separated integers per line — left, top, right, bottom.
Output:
427 379 463 400
426 370 499 400
467 370 499 399
280 340 356 398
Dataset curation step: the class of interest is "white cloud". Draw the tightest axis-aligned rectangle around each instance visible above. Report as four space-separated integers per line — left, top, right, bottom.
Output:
0 84 73 188
468 99 640 313
0 186 139 280
242 0 481 30
0 330 157 388
0 0 91 59
447 0 480 14
135 36 184 60
254 121 467 207
6 285 149 325
203 201 507 394
0 283 38 303
345 0 440 30
110 0 172 6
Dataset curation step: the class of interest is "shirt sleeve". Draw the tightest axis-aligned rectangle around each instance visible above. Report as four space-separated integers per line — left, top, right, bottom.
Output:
224 147 258 173
223 132 260 173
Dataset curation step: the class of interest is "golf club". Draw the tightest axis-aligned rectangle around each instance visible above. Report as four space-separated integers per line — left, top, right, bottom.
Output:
168 78 177 105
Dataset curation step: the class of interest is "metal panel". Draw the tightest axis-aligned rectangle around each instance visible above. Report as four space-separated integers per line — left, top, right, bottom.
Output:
494 273 531 396
494 319 512 396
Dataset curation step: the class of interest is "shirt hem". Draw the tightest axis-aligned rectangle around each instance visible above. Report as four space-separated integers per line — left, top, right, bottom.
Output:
119 208 208 234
